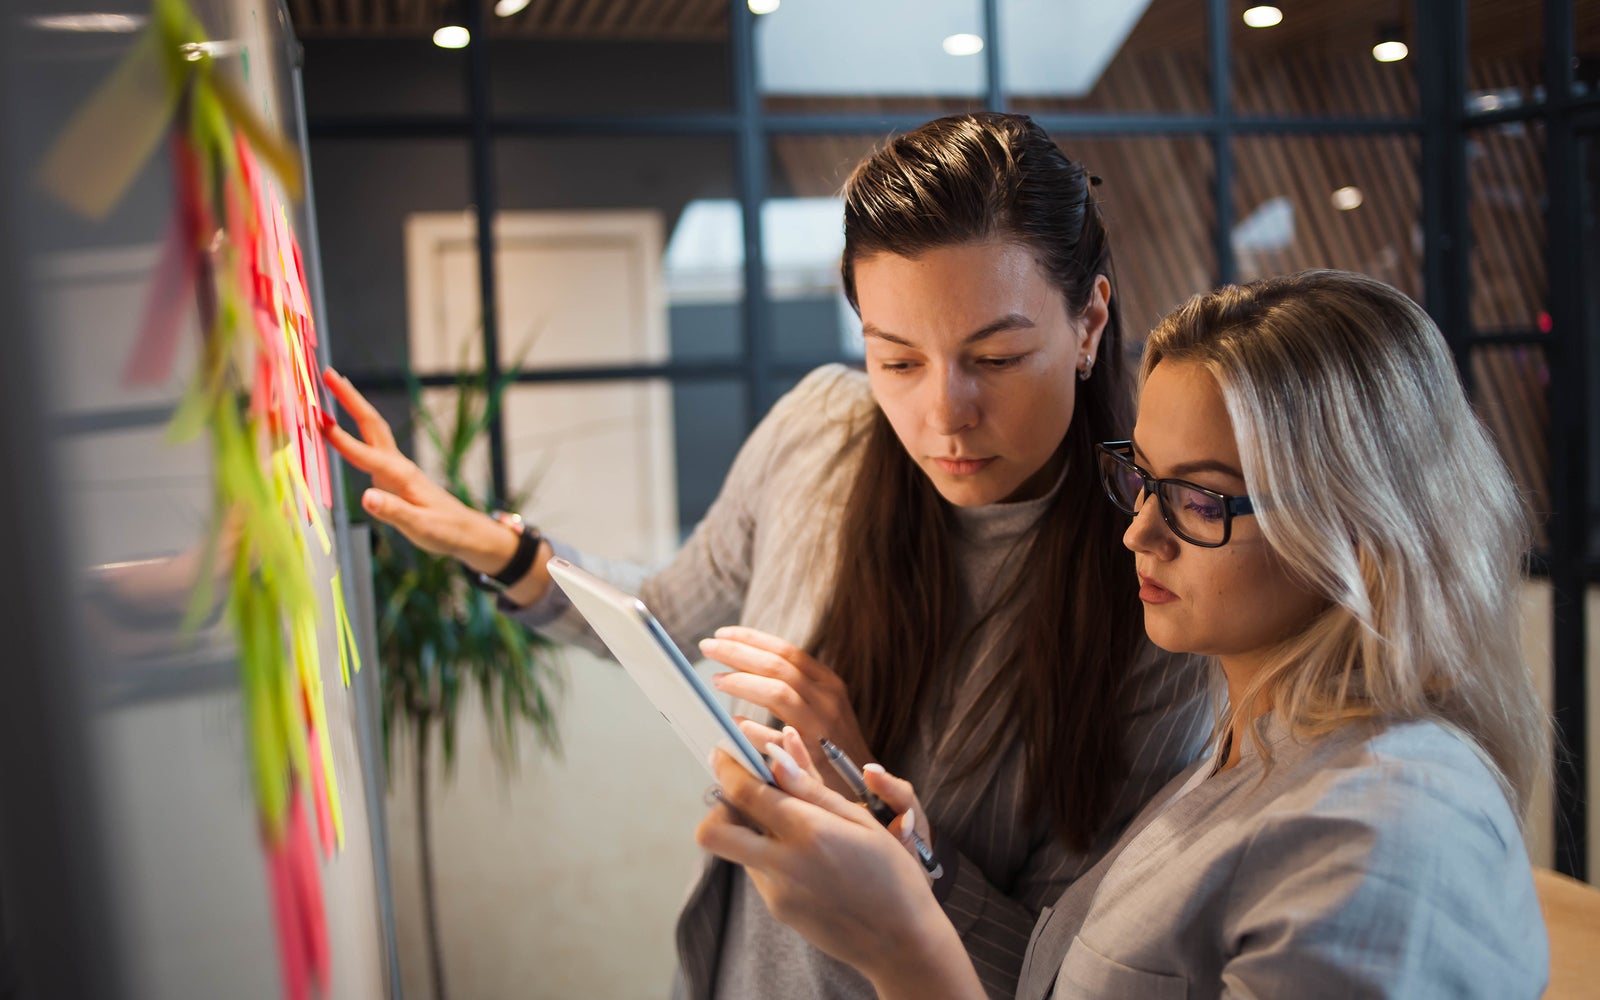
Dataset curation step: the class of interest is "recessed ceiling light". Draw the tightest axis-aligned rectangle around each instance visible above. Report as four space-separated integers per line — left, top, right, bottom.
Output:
1373 25 1408 63
1330 186 1364 211
1242 6 1283 29
1372 39 1408 62
749 0 780 14
433 25 470 49
942 33 984 57
28 12 146 32
494 0 530 16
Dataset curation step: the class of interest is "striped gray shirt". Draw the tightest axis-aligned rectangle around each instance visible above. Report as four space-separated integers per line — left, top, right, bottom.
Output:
512 365 1215 1000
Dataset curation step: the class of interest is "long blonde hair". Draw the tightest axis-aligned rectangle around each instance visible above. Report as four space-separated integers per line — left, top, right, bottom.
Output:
1144 270 1549 817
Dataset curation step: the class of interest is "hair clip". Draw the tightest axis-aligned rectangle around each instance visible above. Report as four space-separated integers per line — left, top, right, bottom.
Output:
1089 174 1104 186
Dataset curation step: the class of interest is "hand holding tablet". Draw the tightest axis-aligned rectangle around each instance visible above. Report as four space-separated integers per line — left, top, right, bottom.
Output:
545 557 776 787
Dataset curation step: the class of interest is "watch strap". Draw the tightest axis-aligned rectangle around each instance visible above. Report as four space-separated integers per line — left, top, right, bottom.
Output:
486 521 541 587
464 513 542 596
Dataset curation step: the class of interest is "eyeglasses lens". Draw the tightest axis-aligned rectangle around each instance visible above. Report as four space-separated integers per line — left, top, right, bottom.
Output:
1162 483 1226 545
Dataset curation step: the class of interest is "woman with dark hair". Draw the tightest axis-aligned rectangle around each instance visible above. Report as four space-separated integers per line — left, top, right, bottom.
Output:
323 112 1213 999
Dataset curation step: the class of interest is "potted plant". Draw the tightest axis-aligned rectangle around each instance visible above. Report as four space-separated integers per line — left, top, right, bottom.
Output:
363 364 562 1000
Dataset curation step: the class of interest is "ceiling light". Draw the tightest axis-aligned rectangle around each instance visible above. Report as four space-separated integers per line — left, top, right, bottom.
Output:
1372 40 1408 62
28 12 146 32
433 24 470 48
942 33 984 57
1242 6 1282 29
1372 25 1408 63
494 0 530 16
749 0 780 13
1330 186 1364 211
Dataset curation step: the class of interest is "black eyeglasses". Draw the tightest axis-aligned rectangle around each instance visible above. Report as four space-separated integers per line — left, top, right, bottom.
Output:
1096 440 1255 548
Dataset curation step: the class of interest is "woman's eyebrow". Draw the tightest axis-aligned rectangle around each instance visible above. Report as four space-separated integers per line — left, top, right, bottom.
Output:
1130 438 1244 481
862 313 1036 348
1168 458 1246 481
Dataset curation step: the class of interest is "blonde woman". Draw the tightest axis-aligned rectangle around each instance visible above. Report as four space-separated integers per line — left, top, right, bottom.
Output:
700 269 1551 1000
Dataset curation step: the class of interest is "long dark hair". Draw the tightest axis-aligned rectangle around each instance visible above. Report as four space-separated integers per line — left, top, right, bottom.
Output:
812 113 1143 851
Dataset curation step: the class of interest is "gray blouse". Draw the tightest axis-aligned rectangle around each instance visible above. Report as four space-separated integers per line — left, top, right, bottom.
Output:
1019 715 1547 1000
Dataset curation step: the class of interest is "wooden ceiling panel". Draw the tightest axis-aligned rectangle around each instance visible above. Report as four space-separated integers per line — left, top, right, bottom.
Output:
286 0 1576 64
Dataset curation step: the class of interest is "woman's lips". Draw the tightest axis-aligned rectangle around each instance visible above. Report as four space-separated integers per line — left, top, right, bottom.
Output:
1138 574 1177 605
934 456 996 476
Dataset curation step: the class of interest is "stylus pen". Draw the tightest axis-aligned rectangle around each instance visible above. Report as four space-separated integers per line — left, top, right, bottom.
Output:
818 738 943 880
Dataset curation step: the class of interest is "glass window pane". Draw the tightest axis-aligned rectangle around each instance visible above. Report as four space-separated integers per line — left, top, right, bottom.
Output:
668 379 748 537
301 40 469 116
756 0 987 115
1232 135 1422 305
1469 344 1549 551
1469 122 1546 335
410 137 744 371
1062 136 1216 348
766 135 878 363
1579 131 1600 562
1579 9 1599 100
1007 0 1209 115
488 20 731 114
310 139 473 375
1233 2 1419 118
1468 0 1544 112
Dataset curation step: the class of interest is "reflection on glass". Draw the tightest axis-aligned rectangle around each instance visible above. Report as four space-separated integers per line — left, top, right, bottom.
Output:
1467 0 1544 111
757 0 986 113
1233 136 1421 305
1468 123 1546 334
1006 0 1208 114
1233 1 1418 117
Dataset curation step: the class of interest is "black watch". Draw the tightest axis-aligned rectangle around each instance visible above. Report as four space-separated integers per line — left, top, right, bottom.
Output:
465 511 542 598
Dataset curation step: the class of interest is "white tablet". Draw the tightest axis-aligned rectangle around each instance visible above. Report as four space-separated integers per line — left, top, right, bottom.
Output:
546 557 775 785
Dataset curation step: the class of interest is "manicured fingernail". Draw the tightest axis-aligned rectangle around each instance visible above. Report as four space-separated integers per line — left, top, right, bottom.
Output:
317 411 334 430
782 725 800 740
362 489 383 511
863 762 887 775
699 637 718 651
708 749 720 772
714 626 735 637
765 742 803 782
900 809 917 842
